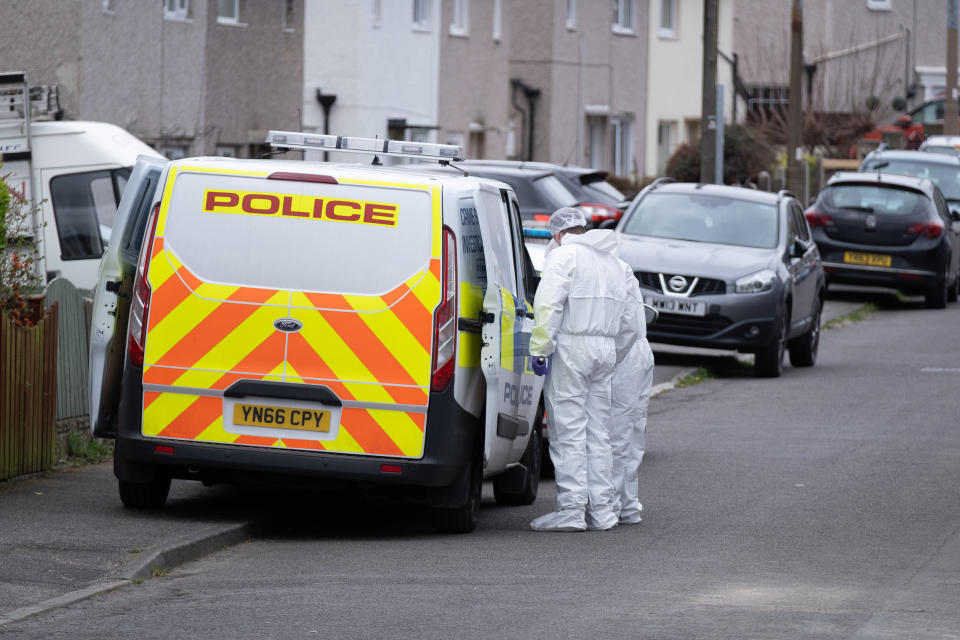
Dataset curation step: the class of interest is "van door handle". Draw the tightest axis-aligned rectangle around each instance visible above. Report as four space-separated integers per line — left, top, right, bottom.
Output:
105 280 122 294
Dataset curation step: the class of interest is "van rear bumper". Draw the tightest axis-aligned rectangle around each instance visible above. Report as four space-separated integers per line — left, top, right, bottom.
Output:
115 364 478 491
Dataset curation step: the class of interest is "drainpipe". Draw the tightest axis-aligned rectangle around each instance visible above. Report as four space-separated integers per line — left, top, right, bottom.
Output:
512 79 541 161
316 89 337 160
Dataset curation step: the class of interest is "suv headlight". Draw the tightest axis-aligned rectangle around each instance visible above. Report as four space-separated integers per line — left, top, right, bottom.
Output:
735 269 777 293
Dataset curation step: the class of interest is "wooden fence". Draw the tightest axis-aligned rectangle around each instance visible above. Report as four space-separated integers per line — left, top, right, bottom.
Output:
0 303 58 481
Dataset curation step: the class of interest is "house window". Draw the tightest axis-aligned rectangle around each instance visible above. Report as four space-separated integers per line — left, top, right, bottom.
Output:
659 0 676 38
217 0 240 25
613 0 635 34
283 0 295 31
866 0 892 11
656 120 677 175
103 0 116 14
610 116 634 177
215 145 238 158
164 0 189 21
493 0 502 41
413 0 431 30
372 0 382 28
450 0 468 36
566 0 577 30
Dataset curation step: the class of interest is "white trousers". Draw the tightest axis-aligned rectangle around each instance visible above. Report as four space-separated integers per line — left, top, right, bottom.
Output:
609 346 654 520
544 334 617 527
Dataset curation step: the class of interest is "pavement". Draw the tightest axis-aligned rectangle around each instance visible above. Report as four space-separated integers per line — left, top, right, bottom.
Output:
0 293 870 627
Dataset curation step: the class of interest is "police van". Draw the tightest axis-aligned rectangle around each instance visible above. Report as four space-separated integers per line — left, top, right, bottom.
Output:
89 132 545 533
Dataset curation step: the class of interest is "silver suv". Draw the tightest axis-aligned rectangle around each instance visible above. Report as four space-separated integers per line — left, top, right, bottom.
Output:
616 182 826 377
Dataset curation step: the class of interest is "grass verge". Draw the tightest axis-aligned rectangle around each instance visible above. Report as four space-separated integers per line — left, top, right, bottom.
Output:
65 431 114 464
674 367 715 389
822 303 877 330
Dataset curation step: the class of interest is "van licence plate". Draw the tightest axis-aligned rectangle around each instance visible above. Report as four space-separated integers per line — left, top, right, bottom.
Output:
232 403 331 432
646 295 707 317
844 251 891 267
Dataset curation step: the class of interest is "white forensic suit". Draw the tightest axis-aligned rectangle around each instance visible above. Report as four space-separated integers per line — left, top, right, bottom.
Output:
529 229 639 531
609 270 655 525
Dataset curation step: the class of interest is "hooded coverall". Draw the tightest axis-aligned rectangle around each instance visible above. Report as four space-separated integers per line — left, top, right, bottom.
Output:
529 229 640 531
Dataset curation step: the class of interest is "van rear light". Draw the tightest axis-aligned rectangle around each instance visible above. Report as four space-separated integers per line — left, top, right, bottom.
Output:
128 203 160 367
804 211 835 228
431 227 457 392
906 222 943 238
533 214 551 223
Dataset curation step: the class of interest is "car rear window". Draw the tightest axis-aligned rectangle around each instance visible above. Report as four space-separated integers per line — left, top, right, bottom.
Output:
863 159 960 199
535 175 578 208
822 184 925 216
622 192 778 249
163 172 433 295
582 180 625 202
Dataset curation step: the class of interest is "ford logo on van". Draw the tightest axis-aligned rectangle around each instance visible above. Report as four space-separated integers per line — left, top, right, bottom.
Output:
273 318 303 333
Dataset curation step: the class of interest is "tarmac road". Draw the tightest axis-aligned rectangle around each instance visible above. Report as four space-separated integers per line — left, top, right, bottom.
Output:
3 286 957 638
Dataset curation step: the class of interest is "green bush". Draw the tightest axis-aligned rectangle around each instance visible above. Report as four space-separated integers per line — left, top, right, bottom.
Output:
0 169 43 326
664 124 777 185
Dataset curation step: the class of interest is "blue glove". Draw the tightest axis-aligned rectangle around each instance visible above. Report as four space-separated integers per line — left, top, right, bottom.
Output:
532 356 550 376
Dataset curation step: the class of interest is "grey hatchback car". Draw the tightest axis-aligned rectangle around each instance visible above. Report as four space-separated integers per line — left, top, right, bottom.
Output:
617 182 826 377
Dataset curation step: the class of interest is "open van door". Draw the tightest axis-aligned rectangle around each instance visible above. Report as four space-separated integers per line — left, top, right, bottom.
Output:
88 155 166 437
473 185 526 472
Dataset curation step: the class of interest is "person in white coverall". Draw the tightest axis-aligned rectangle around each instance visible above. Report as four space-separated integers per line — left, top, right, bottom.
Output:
609 287 655 525
528 208 640 532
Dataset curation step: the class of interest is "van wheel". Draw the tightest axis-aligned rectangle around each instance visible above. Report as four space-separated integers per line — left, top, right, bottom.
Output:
118 476 171 509
948 275 959 303
432 444 482 534
493 407 543 506
755 312 787 378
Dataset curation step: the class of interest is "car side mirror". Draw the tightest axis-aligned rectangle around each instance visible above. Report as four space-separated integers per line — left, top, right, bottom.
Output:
644 304 658 325
599 219 617 230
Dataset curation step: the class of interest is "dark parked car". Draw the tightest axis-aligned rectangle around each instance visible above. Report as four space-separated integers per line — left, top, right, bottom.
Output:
806 170 960 308
456 163 580 225
616 182 825 377
461 160 628 224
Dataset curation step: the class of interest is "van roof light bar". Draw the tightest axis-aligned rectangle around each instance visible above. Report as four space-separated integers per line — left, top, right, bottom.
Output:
265 130 465 162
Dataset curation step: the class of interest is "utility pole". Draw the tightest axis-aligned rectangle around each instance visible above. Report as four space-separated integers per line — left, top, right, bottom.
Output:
700 0 718 183
786 0 804 196
947 0 959 135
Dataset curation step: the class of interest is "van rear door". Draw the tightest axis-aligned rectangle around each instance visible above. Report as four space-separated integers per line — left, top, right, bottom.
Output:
140 166 441 458
89 155 166 437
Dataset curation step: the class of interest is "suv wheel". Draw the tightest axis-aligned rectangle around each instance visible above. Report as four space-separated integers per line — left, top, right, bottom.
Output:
788 298 821 368
948 275 959 303
755 312 787 378
493 403 543 506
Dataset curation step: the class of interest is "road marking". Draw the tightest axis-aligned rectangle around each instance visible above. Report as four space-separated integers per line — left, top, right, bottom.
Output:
920 367 960 374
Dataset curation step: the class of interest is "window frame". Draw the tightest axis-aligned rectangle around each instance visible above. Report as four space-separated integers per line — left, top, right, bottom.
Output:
49 168 130 261
492 0 502 41
450 0 469 37
282 0 295 31
163 0 190 21
866 0 893 11
216 0 241 26
658 0 677 39
566 0 577 30
413 0 431 31
612 0 636 35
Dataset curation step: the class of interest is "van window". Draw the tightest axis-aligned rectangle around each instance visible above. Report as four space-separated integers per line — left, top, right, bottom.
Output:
50 168 130 260
164 173 434 295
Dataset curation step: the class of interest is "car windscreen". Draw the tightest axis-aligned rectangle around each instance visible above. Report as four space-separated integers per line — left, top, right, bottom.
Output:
534 175 578 208
622 192 779 249
863 159 960 199
821 184 925 216
163 172 432 294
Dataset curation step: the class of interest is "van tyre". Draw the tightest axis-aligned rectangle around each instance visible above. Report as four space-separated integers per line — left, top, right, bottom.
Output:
118 476 171 509
755 311 787 378
788 299 821 368
432 443 483 534
493 406 543 506
948 275 959 303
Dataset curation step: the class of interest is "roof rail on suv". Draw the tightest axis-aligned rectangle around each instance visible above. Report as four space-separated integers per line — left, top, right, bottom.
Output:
777 189 797 205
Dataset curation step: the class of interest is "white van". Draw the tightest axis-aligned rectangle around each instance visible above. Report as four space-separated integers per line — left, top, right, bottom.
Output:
90 133 545 533
1 73 163 290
